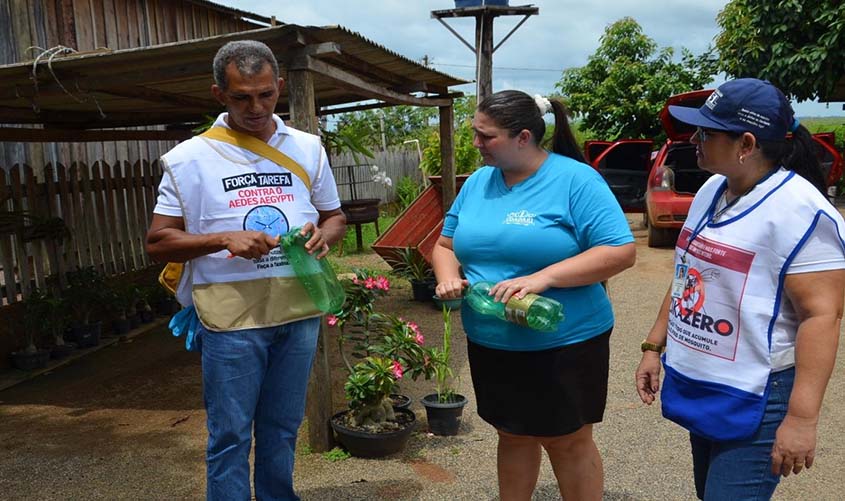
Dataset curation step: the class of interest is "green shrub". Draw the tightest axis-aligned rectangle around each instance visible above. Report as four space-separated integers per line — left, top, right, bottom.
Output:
395 176 423 210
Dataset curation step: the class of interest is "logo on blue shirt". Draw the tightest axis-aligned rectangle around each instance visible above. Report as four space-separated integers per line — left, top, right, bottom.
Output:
503 210 536 226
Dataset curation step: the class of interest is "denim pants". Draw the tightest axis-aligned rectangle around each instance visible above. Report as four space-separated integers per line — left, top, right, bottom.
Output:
690 367 795 501
199 317 320 501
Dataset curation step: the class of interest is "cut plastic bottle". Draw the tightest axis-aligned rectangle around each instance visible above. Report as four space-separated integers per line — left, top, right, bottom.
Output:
279 227 346 315
464 281 564 332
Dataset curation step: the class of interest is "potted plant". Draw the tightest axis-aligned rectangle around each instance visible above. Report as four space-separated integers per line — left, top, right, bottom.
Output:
106 281 137 337
421 307 469 436
387 247 435 302
326 272 434 457
64 266 106 348
136 287 156 324
11 291 54 370
148 279 180 316
41 287 74 359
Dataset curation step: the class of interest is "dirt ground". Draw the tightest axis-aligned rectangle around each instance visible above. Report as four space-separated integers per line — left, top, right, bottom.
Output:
2 219 845 500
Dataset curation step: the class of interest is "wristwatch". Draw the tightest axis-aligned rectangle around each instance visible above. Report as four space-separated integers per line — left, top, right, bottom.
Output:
641 340 665 353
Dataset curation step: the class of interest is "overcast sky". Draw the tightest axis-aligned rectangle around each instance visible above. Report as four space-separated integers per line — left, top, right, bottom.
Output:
217 0 844 117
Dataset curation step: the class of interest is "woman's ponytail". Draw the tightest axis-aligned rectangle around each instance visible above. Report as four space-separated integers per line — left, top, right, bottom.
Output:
759 124 826 195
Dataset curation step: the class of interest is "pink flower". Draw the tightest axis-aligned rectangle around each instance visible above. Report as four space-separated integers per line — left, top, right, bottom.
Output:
407 321 421 336
352 277 360 285
375 276 390 291
414 333 425 345
392 360 404 379
327 315 338 327
363 277 377 289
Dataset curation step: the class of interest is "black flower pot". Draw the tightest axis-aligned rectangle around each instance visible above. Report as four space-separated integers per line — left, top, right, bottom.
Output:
390 393 412 410
11 349 50 371
69 322 101 349
50 343 76 360
112 318 131 337
155 298 179 316
410 279 436 302
330 408 416 458
421 393 468 436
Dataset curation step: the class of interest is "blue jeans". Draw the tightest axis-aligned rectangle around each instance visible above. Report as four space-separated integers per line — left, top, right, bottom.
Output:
199 318 320 501
690 367 795 500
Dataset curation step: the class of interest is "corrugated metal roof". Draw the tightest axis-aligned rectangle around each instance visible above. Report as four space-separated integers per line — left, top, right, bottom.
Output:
0 24 467 129
182 0 275 26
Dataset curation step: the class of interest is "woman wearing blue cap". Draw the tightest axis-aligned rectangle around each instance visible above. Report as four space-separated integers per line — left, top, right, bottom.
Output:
635 78 845 500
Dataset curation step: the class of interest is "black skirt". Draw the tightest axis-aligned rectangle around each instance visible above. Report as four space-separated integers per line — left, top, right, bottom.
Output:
467 329 611 437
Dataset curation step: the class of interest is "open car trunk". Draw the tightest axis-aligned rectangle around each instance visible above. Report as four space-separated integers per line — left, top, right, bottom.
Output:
664 143 711 194
591 140 653 212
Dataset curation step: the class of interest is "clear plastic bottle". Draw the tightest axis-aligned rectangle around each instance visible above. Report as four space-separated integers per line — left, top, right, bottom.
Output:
465 281 564 332
279 227 345 314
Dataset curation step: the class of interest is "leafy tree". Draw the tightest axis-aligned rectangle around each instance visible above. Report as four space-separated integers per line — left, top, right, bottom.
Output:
714 0 845 101
419 97 481 176
555 17 716 140
335 105 437 151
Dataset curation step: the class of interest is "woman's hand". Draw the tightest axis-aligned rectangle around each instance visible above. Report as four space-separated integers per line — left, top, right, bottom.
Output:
635 352 662 405
489 273 551 303
436 278 468 299
771 414 817 477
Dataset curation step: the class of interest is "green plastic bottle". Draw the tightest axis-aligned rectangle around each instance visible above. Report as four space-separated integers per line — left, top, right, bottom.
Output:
465 281 564 332
279 227 345 315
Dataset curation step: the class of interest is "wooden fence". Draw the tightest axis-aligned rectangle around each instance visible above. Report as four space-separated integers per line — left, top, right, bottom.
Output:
332 148 423 202
0 160 162 304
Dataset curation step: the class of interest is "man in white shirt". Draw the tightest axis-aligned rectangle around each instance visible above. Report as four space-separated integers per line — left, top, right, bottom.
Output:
146 40 345 501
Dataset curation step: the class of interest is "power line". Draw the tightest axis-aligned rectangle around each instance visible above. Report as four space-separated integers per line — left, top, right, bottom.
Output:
433 62 562 72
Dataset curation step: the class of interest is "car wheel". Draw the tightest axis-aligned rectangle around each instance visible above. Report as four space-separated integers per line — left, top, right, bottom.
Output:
647 224 679 248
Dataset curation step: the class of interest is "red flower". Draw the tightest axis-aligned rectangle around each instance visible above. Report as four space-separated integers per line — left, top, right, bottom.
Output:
414 333 425 345
327 315 338 327
363 277 377 289
392 360 404 379
375 276 390 291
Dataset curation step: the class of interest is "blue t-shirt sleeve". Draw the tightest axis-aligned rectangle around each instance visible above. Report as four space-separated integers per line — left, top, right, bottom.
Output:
441 172 476 238
569 172 634 249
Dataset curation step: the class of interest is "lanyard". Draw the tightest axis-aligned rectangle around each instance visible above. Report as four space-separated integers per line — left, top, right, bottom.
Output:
681 168 778 263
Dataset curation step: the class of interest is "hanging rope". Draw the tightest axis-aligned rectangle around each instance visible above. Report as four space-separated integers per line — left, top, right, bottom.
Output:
26 45 106 119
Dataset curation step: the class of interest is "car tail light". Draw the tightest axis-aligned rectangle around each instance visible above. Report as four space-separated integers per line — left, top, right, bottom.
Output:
651 166 674 191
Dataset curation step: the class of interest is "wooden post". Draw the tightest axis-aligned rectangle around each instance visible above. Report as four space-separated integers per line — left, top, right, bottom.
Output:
287 70 318 134
439 104 456 209
288 67 334 452
475 12 494 104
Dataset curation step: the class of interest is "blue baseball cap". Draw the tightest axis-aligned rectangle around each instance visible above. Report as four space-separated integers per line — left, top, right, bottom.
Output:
668 78 796 141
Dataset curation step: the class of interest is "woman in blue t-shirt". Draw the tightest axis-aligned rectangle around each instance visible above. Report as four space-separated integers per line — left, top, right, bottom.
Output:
433 90 636 501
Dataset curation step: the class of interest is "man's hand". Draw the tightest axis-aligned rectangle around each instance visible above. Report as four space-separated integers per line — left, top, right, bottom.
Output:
300 222 330 258
223 231 279 260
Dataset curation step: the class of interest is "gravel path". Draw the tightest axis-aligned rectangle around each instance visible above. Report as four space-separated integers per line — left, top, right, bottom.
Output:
1 224 843 500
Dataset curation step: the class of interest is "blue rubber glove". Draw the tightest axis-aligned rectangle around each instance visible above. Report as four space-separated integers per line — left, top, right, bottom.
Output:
168 305 201 352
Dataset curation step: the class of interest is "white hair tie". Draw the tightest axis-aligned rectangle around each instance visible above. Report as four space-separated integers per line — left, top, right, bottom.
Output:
534 94 552 115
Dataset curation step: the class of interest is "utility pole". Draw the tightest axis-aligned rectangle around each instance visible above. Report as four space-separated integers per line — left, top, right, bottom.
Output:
432 3 538 104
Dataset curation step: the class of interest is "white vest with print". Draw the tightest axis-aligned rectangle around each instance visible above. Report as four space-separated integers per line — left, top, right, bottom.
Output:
662 167 845 441
161 127 325 331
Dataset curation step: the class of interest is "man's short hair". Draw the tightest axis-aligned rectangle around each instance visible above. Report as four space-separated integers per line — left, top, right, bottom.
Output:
213 40 279 90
